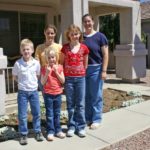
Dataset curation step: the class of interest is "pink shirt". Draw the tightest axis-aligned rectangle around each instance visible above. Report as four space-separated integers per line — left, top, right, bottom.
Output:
41 65 63 95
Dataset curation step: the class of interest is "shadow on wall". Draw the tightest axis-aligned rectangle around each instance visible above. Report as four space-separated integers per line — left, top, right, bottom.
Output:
108 51 115 69
134 33 148 68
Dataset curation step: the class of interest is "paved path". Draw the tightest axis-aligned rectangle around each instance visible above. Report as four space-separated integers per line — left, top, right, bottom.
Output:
1 82 150 150
1 100 150 150
104 83 150 96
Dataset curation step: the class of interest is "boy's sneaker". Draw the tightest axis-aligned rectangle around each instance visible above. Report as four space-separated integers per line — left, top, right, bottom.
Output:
78 130 86 138
66 129 75 137
47 134 54 141
19 134 28 145
35 132 44 142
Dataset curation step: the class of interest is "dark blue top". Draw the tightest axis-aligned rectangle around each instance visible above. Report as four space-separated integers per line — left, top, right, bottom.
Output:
83 32 108 65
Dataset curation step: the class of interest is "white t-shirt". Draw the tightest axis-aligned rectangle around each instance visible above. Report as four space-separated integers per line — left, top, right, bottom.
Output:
12 57 40 91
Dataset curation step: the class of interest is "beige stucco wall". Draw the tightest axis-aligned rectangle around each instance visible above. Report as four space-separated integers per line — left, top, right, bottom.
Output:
88 0 147 82
0 3 56 25
0 48 7 116
0 0 147 82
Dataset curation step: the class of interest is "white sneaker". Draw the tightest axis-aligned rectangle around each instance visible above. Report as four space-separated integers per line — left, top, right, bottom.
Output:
90 123 100 130
47 134 54 141
56 132 66 139
78 130 86 137
67 130 75 137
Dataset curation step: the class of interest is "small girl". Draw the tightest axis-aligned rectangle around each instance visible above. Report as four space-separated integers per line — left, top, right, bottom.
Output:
61 24 89 137
41 48 65 141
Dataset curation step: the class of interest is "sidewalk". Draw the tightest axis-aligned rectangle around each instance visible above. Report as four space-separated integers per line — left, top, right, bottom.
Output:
1 82 150 150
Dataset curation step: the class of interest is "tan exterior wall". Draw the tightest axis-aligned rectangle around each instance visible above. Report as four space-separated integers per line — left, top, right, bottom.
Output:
0 3 56 24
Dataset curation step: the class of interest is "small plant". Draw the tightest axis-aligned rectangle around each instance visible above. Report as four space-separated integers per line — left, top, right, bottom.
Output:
60 110 68 124
40 101 46 115
0 126 17 141
122 91 144 107
127 91 142 97
122 98 144 107
110 106 119 111
0 115 9 122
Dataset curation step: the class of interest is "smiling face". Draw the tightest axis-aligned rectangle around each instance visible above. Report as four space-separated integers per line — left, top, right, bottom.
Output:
20 44 34 61
82 15 94 33
44 27 56 43
68 30 81 43
65 24 82 43
47 51 57 66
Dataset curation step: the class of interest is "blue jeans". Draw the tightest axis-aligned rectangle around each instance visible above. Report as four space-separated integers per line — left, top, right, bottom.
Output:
85 65 104 124
65 77 86 132
17 90 41 135
44 93 62 134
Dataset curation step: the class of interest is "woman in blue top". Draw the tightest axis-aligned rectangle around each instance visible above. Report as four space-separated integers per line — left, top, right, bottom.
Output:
82 14 109 129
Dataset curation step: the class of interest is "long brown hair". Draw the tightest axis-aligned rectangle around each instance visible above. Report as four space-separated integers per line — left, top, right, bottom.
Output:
44 24 57 34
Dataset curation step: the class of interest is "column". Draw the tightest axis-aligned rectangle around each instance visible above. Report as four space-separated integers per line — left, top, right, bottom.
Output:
60 0 88 43
0 48 7 116
114 3 147 83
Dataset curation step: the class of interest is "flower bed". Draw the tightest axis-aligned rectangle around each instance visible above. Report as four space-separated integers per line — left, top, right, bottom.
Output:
0 88 150 142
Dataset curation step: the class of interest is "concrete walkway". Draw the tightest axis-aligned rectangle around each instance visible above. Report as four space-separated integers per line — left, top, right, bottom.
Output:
1 83 150 150
104 82 150 96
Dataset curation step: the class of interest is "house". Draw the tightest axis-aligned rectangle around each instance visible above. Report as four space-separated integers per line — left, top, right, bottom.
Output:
141 1 150 68
0 0 148 115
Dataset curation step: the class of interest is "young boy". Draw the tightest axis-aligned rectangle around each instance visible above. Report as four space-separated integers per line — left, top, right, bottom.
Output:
12 39 44 145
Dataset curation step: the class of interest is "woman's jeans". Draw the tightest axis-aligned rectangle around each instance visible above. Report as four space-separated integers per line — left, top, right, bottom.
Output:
17 90 41 135
65 77 86 132
44 93 62 134
85 65 104 124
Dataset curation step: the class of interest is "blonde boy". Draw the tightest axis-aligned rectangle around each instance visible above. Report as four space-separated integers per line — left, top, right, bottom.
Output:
12 39 43 145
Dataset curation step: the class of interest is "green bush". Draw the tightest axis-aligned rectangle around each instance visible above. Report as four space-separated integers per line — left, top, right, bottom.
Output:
99 14 120 52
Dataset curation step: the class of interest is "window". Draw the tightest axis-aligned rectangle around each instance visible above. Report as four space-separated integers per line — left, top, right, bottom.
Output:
20 13 45 49
0 11 19 60
0 10 46 66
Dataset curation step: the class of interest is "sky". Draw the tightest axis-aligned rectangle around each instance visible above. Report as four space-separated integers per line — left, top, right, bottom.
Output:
140 0 150 3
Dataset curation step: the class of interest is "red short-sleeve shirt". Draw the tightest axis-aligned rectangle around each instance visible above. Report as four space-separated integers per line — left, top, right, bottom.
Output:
61 43 89 77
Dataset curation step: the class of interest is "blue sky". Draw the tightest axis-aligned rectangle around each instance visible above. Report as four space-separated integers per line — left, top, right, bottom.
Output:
140 0 150 2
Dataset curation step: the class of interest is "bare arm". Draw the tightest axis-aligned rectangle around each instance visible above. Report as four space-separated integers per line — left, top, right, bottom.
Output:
40 66 51 86
83 54 88 69
60 53 65 65
53 65 65 84
13 75 18 82
101 45 109 80
58 45 62 64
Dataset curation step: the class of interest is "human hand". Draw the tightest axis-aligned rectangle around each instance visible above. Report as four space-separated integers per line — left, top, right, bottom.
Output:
53 65 58 73
46 65 51 74
101 71 107 80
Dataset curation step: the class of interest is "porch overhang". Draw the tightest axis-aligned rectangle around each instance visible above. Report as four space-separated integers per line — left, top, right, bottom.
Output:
0 0 59 7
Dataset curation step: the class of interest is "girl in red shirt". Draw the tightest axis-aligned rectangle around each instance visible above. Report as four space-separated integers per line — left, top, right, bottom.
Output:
41 48 65 141
61 24 89 137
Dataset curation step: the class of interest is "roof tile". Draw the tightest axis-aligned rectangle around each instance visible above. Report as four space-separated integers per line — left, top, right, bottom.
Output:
141 1 150 20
